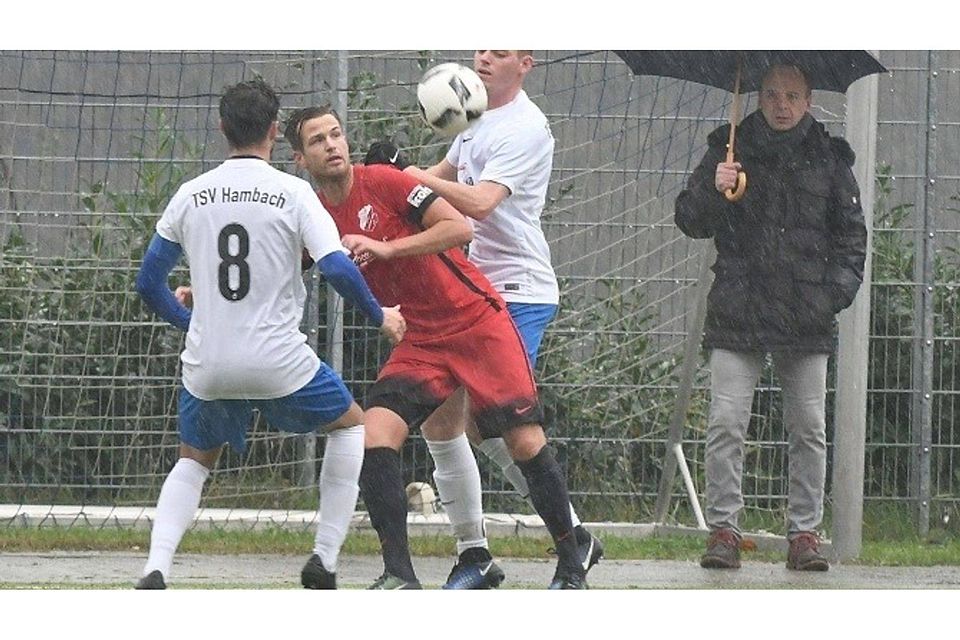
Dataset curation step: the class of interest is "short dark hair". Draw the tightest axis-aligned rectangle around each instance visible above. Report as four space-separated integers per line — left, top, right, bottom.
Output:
219 79 280 149
283 105 342 152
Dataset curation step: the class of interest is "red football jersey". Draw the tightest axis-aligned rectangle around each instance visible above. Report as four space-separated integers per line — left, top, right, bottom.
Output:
319 165 505 341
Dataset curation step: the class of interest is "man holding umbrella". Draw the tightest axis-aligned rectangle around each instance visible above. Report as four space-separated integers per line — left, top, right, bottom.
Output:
675 63 868 571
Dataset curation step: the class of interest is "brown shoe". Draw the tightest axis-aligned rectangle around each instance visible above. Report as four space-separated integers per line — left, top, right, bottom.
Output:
700 528 741 569
786 532 829 571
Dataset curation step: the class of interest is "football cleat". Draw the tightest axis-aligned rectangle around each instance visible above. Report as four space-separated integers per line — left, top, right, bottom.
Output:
135 569 167 590
577 529 604 573
367 572 423 590
548 565 588 590
442 547 506 590
301 554 337 589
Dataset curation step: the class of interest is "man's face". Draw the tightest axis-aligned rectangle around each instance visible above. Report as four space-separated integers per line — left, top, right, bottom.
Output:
759 66 811 132
473 50 530 98
294 114 350 181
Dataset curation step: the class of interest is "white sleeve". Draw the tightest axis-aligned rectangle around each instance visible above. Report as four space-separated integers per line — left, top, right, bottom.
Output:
297 183 346 261
155 185 187 244
478 122 553 195
445 135 463 168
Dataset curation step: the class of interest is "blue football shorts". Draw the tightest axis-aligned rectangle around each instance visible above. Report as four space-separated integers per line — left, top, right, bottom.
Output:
506 302 558 368
178 362 354 453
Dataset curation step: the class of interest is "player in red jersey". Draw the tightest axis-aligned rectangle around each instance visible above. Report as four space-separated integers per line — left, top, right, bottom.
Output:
285 105 587 589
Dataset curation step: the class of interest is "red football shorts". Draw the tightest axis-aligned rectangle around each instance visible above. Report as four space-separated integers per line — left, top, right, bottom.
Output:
365 308 543 439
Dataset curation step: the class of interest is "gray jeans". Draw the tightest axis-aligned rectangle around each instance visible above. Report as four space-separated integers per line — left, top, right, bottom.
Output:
705 348 828 536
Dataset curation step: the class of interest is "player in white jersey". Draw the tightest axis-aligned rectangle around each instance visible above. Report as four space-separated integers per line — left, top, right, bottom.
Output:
365 50 601 589
133 79 405 590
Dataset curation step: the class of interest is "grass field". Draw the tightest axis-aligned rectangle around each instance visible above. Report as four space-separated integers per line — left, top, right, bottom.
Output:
2 526 960 566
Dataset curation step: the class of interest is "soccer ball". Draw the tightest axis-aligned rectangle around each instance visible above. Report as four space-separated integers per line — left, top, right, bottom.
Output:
417 63 488 137
405 481 437 516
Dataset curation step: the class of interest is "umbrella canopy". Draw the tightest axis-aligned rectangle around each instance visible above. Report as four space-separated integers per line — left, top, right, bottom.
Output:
611 50 886 201
612 50 887 94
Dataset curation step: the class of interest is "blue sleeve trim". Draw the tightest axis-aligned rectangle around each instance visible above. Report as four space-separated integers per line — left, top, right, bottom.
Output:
317 251 385 327
135 234 192 332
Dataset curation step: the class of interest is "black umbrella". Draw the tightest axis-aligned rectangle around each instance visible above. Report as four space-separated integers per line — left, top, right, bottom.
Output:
612 50 887 200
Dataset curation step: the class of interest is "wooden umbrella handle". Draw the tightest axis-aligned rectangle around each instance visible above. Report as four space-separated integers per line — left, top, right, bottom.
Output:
724 171 747 202
724 59 747 203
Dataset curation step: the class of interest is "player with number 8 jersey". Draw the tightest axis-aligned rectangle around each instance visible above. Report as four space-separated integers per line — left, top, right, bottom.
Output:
133 79 404 591
156 157 346 400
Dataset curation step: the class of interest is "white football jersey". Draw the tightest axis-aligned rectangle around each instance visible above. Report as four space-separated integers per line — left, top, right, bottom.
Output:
446 90 559 304
156 157 343 400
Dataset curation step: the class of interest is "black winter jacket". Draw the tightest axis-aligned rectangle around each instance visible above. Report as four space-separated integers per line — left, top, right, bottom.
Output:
675 111 867 354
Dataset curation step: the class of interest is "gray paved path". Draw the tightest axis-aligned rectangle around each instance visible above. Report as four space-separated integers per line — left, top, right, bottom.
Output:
3 551 960 589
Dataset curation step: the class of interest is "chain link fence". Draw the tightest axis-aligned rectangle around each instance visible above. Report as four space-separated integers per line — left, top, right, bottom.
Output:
0 50 957 537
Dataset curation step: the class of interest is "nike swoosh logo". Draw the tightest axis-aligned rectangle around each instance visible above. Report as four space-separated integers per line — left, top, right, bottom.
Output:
478 561 494 576
389 149 399 163
581 538 595 571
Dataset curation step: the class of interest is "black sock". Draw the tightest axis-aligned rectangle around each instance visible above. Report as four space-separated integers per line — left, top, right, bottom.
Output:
574 524 590 545
358 447 417 583
516 446 580 572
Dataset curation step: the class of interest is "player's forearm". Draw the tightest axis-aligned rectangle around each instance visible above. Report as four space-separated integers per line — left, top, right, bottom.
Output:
135 234 192 331
316 251 385 327
405 166 496 220
388 219 473 258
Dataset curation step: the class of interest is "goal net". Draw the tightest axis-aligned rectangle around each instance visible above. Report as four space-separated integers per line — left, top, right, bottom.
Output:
0 50 821 530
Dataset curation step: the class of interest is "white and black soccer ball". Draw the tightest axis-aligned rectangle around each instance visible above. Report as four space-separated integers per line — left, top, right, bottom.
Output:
416 63 488 138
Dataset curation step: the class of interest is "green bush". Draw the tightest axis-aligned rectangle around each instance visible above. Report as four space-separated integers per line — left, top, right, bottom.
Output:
0 108 197 501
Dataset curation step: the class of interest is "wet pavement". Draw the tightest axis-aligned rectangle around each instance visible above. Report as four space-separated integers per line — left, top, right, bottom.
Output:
3 550 960 589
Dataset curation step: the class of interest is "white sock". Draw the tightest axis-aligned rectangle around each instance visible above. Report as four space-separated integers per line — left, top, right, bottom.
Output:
143 457 209 579
313 425 364 572
426 433 487 555
477 437 582 528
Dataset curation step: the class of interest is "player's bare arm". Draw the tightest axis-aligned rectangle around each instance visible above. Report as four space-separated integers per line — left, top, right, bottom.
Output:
424 158 458 181
405 163 508 221
341 197 472 260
